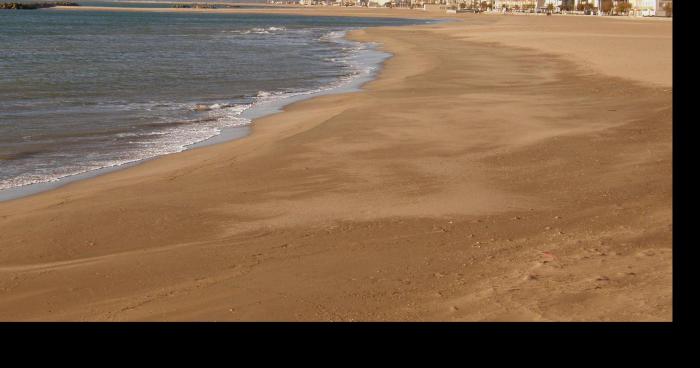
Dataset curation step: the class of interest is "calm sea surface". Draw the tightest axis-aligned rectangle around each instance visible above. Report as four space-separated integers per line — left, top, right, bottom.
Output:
0 7 425 192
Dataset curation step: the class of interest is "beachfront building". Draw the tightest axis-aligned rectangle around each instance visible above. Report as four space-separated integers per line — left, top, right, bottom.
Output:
409 0 448 5
360 0 427 5
366 0 392 5
624 0 655 16
447 0 669 14
445 0 496 9
655 0 671 16
574 0 601 11
537 0 669 14
492 0 606 13
624 0 671 16
357 0 393 8
387 0 413 7
492 0 540 11
541 0 576 11
603 0 670 16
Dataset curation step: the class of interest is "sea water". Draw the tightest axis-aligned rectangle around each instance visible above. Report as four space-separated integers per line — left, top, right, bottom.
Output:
0 7 427 199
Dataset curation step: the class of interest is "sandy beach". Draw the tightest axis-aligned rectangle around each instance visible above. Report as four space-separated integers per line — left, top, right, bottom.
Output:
0 8 672 321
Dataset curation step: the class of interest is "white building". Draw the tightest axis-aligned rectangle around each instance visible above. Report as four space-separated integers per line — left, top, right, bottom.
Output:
541 0 577 10
625 0 655 15
492 0 540 10
610 0 670 16
365 0 392 5
489 0 671 14
627 0 672 16
564 0 600 11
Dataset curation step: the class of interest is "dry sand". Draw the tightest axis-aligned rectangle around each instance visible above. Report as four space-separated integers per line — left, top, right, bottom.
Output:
0 9 672 321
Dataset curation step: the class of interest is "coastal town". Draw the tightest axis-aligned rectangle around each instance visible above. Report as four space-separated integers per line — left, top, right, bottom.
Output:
271 0 673 17
0 1 673 16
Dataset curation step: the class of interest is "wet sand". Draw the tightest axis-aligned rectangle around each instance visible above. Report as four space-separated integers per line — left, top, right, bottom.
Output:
0 10 672 321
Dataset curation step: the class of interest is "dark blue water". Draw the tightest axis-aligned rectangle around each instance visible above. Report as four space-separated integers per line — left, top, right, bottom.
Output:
0 9 425 191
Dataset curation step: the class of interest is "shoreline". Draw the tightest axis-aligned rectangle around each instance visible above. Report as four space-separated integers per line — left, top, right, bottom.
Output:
0 9 672 321
0 27 398 202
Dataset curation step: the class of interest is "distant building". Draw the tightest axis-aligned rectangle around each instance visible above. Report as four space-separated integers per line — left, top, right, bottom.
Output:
655 0 672 16
492 0 540 11
367 0 392 6
492 0 588 12
573 0 601 10
623 0 656 16
541 0 576 11
611 0 672 16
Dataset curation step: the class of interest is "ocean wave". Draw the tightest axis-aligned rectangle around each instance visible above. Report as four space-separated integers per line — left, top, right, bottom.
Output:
0 102 253 191
318 30 346 42
192 102 243 111
225 26 287 35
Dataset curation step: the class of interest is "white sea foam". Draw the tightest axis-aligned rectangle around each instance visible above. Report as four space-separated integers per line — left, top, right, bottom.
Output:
226 26 287 35
0 102 253 191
